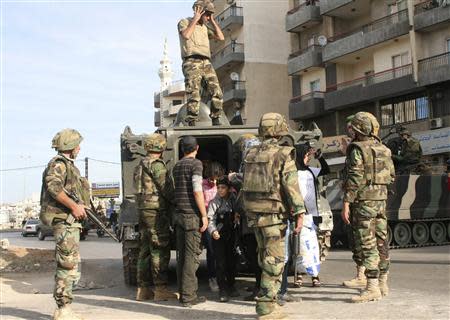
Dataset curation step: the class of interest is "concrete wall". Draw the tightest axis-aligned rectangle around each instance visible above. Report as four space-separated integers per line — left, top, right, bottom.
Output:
301 68 326 93
243 62 291 125
335 57 373 83
417 28 450 59
373 36 411 72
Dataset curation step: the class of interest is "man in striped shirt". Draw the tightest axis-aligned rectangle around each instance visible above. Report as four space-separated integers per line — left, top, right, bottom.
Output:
173 136 209 307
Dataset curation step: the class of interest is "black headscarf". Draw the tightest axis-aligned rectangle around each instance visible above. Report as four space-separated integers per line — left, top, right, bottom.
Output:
296 143 312 170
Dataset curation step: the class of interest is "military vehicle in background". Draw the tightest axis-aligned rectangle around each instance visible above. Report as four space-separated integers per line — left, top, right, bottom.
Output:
118 104 333 285
327 127 450 249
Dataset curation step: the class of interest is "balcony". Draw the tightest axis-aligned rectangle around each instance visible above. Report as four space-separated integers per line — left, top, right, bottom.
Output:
414 0 450 31
154 92 160 108
286 2 321 32
288 45 322 75
289 91 325 120
222 81 246 106
322 10 410 62
212 43 245 72
167 103 184 116
215 6 243 33
320 0 355 16
154 110 161 127
162 80 185 97
418 52 450 86
324 64 417 110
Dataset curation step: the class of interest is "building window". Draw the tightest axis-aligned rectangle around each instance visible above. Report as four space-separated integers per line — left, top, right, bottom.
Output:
381 96 429 126
310 79 320 92
172 100 182 106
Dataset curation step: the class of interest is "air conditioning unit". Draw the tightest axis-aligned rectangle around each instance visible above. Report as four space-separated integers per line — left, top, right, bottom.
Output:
430 117 443 129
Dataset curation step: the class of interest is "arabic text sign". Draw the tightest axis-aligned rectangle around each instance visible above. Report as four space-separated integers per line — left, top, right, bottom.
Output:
413 127 450 155
91 182 120 198
322 135 350 154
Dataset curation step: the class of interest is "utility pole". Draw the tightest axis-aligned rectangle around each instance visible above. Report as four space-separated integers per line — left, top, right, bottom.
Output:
85 157 89 179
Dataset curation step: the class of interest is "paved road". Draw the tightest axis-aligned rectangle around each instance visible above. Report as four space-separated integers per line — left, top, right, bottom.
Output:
1 231 450 319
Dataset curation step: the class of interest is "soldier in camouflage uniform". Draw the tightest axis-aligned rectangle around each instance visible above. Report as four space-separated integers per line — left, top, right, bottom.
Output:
341 112 395 303
242 113 306 319
178 0 224 126
343 112 380 289
392 128 423 174
40 129 89 320
134 133 178 302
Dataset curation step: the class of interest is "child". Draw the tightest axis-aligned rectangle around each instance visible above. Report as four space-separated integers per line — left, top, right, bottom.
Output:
207 176 239 302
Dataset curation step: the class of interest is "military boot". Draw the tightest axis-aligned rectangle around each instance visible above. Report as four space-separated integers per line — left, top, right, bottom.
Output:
53 305 84 320
379 272 389 297
153 286 179 301
351 278 382 303
343 266 367 288
258 304 288 320
136 287 154 301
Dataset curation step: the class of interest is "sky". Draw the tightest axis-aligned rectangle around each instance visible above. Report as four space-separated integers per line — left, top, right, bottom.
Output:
0 0 194 203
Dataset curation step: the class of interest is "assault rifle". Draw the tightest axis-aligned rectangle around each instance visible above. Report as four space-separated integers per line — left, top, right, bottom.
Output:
64 188 120 242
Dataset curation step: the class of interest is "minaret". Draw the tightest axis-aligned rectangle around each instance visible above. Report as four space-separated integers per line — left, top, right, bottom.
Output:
158 38 174 91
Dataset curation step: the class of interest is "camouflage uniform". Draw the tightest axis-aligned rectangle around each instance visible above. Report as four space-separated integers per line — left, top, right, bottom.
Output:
134 133 176 301
40 129 88 317
242 113 306 317
392 131 422 174
178 2 223 123
343 112 395 302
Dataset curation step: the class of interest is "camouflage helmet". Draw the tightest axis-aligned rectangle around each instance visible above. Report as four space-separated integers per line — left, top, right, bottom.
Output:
258 113 289 138
193 0 215 13
52 129 83 151
351 112 373 136
360 112 380 137
143 133 166 153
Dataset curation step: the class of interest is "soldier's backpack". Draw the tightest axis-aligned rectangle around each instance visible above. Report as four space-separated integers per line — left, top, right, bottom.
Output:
350 141 395 185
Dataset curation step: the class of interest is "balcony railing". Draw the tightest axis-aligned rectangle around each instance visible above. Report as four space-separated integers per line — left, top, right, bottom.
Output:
289 44 321 59
222 80 246 92
290 91 325 103
212 43 244 60
328 9 408 42
287 0 320 15
327 64 412 91
414 0 442 14
216 6 243 22
418 52 450 72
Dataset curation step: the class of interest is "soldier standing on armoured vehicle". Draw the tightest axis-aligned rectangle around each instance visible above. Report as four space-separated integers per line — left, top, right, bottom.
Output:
242 113 306 319
178 0 225 126
40 129 89 320
133 133 178 302
392 128 422 174
341 112 395 303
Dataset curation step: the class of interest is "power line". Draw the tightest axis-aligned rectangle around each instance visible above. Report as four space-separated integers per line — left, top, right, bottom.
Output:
0 157 120 172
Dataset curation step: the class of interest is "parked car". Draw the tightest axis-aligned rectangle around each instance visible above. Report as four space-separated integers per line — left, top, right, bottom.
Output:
21 219 40 237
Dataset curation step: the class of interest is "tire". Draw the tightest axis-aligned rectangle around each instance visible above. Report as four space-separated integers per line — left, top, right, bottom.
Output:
394 222 412 246
387 225 393 246
430 222 446 244
122 242 139 286
412 222 429 245
38 230 45 241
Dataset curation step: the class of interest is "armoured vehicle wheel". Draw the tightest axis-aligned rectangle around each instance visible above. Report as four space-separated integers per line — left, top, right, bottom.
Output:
412 222 429 245
387 225 393 246
394 223 411 246
123 244 139 286
430 222 446 244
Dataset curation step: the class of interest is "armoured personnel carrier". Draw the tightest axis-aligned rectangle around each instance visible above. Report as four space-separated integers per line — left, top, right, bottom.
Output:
327 129 450 249
118 104 333 285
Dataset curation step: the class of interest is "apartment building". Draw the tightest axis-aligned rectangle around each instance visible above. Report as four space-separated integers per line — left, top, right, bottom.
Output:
286 0 450 169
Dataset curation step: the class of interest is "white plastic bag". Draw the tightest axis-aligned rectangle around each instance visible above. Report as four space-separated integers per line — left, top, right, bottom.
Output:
295 224 321 277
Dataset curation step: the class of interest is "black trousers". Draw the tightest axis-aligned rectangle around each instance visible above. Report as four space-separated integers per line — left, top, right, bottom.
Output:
212 231 237 292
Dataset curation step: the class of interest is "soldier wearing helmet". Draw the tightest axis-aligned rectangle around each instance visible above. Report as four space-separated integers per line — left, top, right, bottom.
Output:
133 133 178 302
392 128 423 174
342 112 395 303
178 0 225 126
241 113 306 319
40 128 89 320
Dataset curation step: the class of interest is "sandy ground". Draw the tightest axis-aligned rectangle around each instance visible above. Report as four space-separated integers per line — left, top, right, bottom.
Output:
1 232 449 320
